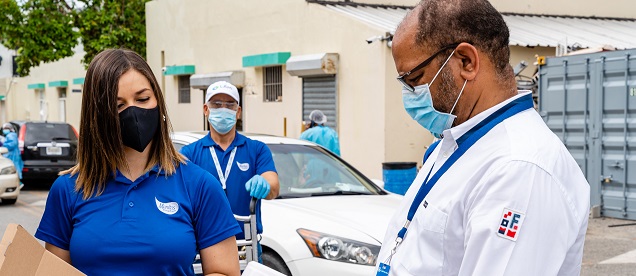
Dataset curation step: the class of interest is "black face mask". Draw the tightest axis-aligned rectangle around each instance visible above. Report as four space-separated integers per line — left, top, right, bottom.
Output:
119 106 160 152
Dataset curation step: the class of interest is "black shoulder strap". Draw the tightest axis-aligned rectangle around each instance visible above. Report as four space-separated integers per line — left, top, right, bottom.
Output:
422 140 440 164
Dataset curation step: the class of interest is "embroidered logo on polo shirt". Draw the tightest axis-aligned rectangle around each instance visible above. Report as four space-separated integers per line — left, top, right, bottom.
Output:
497 208 525 241
155 197 179 215
237 162 250 171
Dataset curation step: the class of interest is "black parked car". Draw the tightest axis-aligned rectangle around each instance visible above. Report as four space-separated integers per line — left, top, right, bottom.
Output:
10 121 79 181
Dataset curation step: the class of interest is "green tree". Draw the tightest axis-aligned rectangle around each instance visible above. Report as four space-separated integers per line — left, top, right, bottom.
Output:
0 0 149 76
0 0 23 47
76 0 149 66
0 0 77 76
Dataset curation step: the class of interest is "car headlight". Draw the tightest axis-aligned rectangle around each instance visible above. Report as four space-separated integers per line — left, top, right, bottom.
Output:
297 228 380 266
0 166 16 175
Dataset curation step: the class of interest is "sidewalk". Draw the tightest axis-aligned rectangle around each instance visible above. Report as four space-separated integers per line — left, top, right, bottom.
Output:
582 217 636 275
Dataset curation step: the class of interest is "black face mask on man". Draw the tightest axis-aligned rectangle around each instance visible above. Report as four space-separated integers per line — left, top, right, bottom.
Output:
119 106 160 152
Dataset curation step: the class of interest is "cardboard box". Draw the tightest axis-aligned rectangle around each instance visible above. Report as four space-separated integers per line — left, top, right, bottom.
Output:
0 223 85 276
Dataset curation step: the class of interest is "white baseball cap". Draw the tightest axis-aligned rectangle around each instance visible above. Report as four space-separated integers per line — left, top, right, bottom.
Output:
205 81 240 104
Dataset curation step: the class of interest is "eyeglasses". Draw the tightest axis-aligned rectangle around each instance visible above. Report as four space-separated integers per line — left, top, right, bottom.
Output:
208 100 238 109
397 43 460 92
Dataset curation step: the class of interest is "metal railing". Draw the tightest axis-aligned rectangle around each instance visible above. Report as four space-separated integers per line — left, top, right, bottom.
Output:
194 198 259 274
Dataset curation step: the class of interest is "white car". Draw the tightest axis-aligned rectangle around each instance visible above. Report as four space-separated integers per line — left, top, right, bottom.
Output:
0 147 20 205
171 132 402 276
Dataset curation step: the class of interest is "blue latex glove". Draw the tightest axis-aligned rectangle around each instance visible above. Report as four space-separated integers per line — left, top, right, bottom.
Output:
245 175 270 199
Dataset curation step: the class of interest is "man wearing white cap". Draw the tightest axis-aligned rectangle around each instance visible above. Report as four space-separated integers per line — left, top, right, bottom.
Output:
180 81 280 261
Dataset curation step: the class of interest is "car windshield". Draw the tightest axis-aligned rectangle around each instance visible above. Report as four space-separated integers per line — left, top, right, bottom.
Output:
268 144 380 198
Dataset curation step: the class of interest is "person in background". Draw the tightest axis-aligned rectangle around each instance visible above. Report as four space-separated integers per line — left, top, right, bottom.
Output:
2 123 23 182
299 110 341 156
301 158 331 188
180 81 280 262
376 0 590 275
35 49 241 276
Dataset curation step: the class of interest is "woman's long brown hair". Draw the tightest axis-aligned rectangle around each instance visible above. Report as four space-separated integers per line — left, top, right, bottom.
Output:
63 49 185 199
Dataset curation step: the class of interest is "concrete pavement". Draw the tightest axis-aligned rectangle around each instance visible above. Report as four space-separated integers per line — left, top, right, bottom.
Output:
582 217 636 275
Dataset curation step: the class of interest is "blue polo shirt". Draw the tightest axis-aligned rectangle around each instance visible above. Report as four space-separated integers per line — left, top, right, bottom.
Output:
180 132 277 239
35 161 241 276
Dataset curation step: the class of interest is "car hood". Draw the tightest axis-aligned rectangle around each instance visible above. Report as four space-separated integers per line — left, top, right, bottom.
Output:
262 194 403 243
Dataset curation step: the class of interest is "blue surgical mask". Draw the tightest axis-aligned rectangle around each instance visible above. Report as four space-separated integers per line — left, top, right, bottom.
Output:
402 50 467 138
2 129 9 135
208 108 237 135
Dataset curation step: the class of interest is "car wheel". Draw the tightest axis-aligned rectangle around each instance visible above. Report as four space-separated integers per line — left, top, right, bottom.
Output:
2 198 17 205
262 250 292 276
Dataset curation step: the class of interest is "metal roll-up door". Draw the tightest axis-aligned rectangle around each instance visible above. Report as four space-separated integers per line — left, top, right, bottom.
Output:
302 76 337 129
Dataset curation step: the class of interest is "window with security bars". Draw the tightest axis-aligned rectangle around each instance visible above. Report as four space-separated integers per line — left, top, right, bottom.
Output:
178 75 191 104
263 66 283 102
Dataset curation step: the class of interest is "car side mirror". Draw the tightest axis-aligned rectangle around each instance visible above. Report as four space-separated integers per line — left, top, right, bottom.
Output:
0 147 8 155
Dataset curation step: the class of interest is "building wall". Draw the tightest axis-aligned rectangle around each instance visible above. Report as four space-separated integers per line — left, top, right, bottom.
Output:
0 44 13 79
490 0 634 18
0 44 16 124
354 0 634 18
2 0 630 179
147 0 627 179
147 0 430 179
3 46 85 131
245 65 302 137
382 40 434 168
509 46 556 79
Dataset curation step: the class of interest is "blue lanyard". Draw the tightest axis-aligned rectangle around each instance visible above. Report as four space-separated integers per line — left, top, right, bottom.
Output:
396 94 534 241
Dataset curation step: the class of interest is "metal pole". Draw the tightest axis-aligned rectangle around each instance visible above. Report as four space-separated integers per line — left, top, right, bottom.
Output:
600 56 607 212
562 60 568 142
161 51 165 94
622 54 630 217
584 58 589 177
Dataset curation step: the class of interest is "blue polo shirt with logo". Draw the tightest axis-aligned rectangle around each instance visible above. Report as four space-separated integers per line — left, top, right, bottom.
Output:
180 132 277 239
35 161 241 276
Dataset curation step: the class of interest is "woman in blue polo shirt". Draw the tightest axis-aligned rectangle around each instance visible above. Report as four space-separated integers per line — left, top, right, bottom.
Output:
36 49 242 276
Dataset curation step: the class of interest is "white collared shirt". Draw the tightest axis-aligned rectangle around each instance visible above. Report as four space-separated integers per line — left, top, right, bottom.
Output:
378 92 590 275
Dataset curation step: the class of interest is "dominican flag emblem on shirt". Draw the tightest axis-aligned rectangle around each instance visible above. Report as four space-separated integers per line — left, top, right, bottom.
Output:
497 208 525 241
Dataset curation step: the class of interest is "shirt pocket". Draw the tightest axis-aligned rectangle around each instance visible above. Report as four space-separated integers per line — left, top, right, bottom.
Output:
400 205 448 275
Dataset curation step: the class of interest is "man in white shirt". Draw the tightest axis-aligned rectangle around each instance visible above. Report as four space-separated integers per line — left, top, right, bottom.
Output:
377 0 590 275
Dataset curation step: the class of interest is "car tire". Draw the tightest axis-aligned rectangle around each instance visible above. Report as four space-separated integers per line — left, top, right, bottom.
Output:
2 198 17 205
262 250 292 276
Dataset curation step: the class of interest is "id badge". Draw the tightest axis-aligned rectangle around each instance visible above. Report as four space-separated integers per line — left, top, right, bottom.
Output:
376 263 391 276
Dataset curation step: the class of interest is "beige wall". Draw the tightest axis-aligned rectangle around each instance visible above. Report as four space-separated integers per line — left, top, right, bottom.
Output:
245 65 302 137
3 0 624 179
161 75 206 132
4 47 85 131
356 0 635 18
509 46 556 79
382 39 434 168
147 0 435 179
352 0 419 5
490 0 635 18
145 0 585 179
